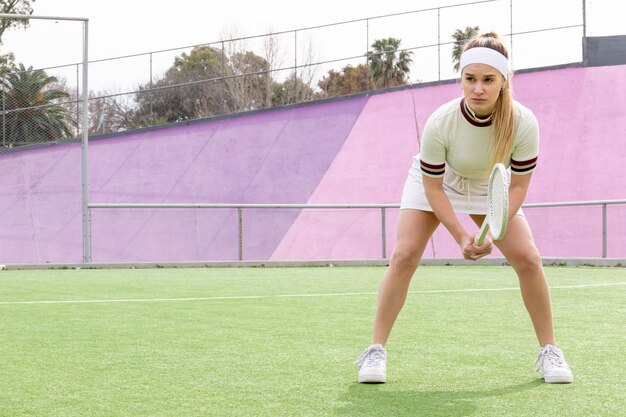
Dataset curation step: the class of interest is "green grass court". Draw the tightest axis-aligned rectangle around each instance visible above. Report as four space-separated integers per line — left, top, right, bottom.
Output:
0 266 624 416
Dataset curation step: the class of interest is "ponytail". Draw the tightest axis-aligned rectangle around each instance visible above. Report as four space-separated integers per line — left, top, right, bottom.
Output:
463 32 515 170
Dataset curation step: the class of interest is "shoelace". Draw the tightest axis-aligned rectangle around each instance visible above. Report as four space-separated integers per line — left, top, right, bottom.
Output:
355 346 386 367
534 345 566 371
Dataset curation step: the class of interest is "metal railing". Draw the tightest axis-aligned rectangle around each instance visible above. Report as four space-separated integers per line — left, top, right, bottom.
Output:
89 199 626 262
522 199 625 258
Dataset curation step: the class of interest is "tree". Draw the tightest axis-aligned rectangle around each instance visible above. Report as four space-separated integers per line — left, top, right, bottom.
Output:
225 50 271 112
272 73 316 106
263 32 284 108
1 64 74 146
0 0 34 39
89 90 137 135
0 0 36 68
292 40 319 103
317 64 368 97
133 38 317 123
223 31 317 110
451 26 480 72
220 28 273 112
128 28 321 125
133 46 229 124
317 37 413 98
367 37 413 88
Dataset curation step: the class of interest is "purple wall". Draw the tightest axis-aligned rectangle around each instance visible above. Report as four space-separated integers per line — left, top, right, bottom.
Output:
0 145 83 263
88 97 367 262
0 64 624 263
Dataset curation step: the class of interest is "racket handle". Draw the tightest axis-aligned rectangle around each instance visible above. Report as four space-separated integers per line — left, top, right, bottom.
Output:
475 220 489 245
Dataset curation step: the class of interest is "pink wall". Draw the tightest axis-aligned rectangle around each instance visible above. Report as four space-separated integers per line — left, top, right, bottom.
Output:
271 65 626 260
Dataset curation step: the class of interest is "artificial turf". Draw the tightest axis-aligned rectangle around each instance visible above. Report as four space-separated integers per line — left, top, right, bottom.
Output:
0 266 624 416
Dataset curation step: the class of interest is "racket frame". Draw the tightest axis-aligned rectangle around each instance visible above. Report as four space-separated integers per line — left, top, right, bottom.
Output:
475 163 509 245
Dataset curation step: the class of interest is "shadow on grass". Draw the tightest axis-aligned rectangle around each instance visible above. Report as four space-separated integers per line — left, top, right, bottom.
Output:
335 379 543 416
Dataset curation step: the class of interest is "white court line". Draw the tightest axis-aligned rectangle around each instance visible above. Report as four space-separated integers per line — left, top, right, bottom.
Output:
0 295 265 305
0 282 624 306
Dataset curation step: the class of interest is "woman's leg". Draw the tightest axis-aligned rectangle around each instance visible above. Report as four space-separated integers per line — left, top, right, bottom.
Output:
470 214 555 346
372 209 440 345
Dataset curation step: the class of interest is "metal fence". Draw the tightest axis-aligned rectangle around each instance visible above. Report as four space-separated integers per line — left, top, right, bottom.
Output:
1 0 589 149
88 199 626 262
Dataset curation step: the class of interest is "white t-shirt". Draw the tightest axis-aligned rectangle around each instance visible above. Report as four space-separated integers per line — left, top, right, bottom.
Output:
417 97 539 197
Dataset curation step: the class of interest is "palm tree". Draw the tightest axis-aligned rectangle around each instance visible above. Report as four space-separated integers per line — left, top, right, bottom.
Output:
367 38 413 89
2 64 74 146
451 26 481 72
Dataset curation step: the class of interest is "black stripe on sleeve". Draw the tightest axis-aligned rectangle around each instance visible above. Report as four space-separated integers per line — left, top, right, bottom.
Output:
511 164 536 173
421 167 445 176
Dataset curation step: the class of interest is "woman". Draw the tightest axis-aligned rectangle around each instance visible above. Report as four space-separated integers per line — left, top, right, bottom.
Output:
355 32 573 384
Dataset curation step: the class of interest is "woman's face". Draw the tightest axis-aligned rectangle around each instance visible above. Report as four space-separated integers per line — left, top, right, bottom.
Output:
461 63 506 117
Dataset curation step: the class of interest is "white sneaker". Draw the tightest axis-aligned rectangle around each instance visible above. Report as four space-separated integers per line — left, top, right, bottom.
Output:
355 344 387 383
534 344 574 383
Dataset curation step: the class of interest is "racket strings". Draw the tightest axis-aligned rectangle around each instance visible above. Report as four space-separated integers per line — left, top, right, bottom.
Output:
488 170 508 238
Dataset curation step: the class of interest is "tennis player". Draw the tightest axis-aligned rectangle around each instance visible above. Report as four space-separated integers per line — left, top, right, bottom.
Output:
355 32 573 384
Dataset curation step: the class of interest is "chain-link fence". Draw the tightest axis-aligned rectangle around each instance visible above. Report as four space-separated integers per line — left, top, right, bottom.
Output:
1 65 78 148
1 13 87 148
1 0 589 149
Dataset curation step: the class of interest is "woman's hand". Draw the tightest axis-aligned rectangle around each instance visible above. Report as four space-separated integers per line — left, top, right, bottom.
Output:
461 234 493 261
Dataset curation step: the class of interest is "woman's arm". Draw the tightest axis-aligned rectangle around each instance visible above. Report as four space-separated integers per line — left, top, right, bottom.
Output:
423 175 491 259
423 175 469 244
509 172 532 220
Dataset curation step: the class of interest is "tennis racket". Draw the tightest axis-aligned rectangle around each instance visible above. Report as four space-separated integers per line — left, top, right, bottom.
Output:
475 163 509 245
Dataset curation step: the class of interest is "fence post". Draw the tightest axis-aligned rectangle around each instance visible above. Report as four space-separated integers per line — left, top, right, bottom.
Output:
238 207 243 261
602 203 607 258
294 30 298 102
510 0 514 67
221 42 227 114
366 18 370 91
381 207 387 259
81 19 91 263
582 0 588 64
437 8 441 81
76 64 80 137
1 81 5 148
149 52 154 120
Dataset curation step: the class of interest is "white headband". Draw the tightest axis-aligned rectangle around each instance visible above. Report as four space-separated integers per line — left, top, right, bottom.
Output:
460 47 509 80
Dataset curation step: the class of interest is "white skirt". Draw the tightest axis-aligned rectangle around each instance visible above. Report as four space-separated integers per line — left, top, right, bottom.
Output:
400 165 524 216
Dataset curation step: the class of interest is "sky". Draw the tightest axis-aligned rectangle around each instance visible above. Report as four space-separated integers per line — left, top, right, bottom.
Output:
1 0 622 93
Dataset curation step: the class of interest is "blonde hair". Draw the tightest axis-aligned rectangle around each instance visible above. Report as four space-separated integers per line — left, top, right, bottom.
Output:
462 32 514 170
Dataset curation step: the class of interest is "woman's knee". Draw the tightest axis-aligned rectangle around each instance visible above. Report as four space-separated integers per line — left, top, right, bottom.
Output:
389 245 421 273
511 247 543 276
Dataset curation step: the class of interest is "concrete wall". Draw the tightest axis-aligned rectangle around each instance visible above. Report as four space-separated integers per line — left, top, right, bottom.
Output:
0 64 624 263
586 35 626 66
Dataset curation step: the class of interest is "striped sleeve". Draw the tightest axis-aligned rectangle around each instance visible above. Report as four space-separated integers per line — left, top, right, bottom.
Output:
420 160 445 177
419 115 446 178
510 107 540 175
511 156 538 173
